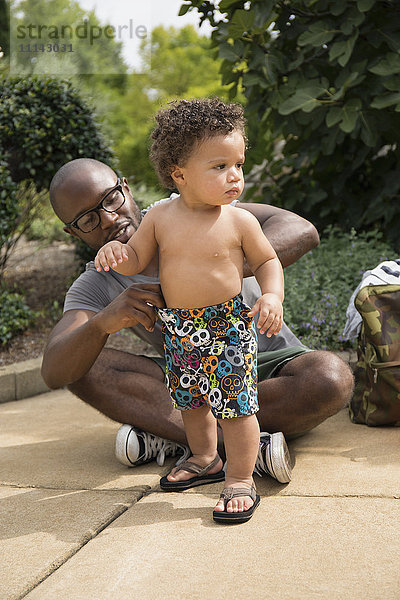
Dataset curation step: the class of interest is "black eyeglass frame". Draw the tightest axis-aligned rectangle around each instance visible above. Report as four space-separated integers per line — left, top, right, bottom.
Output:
65 178 126 233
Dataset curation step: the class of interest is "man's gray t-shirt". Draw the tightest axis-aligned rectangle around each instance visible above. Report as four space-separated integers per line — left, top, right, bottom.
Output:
64 195 304 355
64 265 304 357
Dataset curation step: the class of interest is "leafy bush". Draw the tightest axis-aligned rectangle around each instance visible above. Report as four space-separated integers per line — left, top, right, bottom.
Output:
0 75 115 342
0 161 18 247
284 228 395 350
0 76 114 191
0 76 115 273
26 198 69 243
26 217 68 243
0 286 35 346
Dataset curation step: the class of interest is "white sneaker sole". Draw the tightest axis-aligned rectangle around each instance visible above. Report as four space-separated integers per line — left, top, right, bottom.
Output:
115 424 139 466
266 432 292 483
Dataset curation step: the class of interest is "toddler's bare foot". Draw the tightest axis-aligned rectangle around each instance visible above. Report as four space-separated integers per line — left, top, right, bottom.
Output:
214 478 255 513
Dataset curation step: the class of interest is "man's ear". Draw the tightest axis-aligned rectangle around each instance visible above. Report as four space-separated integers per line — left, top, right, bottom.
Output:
63 226 80 240
170 166 185 186
122 176 130 193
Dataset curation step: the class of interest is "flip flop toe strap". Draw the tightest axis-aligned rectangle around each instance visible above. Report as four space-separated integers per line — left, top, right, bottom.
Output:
175 455 220 476
219 485 257 508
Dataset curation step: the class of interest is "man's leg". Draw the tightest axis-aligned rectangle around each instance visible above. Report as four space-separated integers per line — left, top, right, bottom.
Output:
256 350 354 436
69 347 354 445
68 347 188 445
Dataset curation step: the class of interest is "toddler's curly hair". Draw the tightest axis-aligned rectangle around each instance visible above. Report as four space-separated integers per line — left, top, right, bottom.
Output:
150 97 247 189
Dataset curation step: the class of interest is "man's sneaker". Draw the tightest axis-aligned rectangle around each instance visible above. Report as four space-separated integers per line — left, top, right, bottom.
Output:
254 431 292 483
115 424 191 467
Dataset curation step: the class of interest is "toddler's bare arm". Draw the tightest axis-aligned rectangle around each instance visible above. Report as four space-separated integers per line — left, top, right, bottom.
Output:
95 210 158 276
239 210 284 336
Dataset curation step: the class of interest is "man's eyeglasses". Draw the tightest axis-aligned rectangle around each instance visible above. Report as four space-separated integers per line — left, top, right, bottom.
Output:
66 178 125 233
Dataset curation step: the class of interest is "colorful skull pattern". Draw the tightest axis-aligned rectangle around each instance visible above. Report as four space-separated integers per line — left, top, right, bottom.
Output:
157 295 258 418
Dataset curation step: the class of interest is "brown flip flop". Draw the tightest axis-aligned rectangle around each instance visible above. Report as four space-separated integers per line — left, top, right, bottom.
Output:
213 485 260 524
160 455 225 491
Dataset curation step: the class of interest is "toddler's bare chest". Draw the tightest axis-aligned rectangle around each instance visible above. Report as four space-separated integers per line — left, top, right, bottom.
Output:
158 217 240 258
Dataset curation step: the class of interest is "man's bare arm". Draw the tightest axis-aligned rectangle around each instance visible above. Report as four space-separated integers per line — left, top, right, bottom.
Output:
41 283 164 389
236 202 319 268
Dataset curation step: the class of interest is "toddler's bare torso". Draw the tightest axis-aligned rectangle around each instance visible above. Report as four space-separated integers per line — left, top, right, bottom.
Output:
155 199 244 308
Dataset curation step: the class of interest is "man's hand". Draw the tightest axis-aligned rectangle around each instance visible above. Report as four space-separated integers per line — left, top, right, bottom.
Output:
247 293 283 337
95 240 129 272
94 283 165 333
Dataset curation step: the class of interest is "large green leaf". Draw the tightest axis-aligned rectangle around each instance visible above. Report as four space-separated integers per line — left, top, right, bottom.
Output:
242 71 264 86
325 99 361 132
339 99 361 132
370 92 400 110
263 53 281 84
331 0 348 16
279 83 326 115
357 0 375 11
329 40 348 62
178 3 191 16
369 53 400 76
383 75 400 92
326 106 343 128
330 69 366 102
360 113 378 147
298 21 337 47
219 42 241 62
228 10 255 39
339 31 359 67
340 6 365 35
219 0 243 10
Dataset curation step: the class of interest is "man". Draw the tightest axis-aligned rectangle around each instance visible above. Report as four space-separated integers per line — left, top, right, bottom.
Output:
42 158 354 483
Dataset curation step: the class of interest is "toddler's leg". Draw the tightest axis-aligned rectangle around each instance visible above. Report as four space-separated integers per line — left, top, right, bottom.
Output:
166 405 223 482
214 414 260 513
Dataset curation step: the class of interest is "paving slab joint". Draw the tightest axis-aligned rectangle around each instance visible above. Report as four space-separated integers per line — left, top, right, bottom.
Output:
15 490 145 599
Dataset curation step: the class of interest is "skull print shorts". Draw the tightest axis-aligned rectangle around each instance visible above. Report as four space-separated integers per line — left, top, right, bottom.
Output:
157 294 259 419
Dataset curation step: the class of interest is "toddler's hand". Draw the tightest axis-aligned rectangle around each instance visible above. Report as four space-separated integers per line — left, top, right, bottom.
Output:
248 293 283 337
94 240 129 272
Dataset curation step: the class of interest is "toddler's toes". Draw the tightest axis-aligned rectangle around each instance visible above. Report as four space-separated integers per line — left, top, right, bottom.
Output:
213 497 226 513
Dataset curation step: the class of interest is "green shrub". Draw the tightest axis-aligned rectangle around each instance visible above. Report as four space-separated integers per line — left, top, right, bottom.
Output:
129 181 165 210
284 227 395 350
0 160 18 247
26 217 67 243
184 0 400 251
0 76 114 191
0 286 36 346
26 201 69 243
0 75 115 278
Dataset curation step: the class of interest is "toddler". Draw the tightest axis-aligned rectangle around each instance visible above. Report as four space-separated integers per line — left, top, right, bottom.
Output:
95 98 284 523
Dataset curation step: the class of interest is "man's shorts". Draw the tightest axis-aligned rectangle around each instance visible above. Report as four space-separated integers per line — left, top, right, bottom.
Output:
150 346 312 389
157 295 259 419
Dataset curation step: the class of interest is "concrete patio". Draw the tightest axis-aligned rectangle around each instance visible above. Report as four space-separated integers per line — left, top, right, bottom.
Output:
1 383 399 599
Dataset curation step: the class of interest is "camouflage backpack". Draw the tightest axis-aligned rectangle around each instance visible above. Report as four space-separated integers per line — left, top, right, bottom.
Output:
349 284 400 426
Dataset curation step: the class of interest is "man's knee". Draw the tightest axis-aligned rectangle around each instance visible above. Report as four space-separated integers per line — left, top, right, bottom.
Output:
306 350 353 406
67 347 165 399
67 348 131 399
314 351 354 403
281 350 354 408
